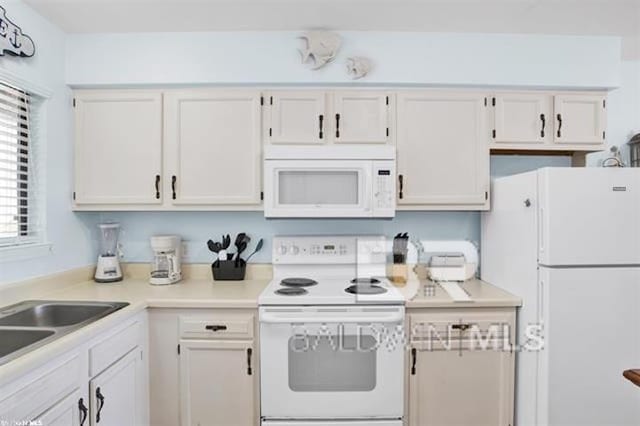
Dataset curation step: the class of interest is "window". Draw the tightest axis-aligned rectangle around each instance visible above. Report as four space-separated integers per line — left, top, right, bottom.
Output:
0 81 41 248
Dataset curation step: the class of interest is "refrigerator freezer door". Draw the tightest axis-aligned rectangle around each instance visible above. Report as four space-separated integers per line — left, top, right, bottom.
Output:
538 168 640 266
537 266 640 426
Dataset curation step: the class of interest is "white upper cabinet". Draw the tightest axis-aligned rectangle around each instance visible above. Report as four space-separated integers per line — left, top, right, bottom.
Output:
74 91 163 205
397 91 489 209
493 93 552 144
164 90 262 205
268 91 326 144
554 94 607 145
332 92 391 144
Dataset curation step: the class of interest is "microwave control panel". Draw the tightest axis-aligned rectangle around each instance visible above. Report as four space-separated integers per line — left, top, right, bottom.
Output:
372 161 396 216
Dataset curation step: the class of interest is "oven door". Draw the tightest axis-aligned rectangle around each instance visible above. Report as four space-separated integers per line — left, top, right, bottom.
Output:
264 160 373 218
259 306 405 420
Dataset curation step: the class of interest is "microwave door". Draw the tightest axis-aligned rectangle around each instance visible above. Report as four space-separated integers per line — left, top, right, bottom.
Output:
264 160 373 218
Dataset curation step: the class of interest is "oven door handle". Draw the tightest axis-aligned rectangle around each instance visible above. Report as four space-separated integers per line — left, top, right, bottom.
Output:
260 312 405 324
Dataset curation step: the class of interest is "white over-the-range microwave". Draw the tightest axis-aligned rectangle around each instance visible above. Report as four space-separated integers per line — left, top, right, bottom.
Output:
263 145 396 218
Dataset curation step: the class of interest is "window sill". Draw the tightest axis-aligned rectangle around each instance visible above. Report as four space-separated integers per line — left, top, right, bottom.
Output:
0 243 53 263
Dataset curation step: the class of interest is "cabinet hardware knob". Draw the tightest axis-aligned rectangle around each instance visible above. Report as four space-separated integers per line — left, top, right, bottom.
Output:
155 175 160 199
205 324 227 332
540 114 546 138
411 348 417 375
247 348 253 375
335 113 340 138
556 113 562 138
398 175 404 200
78 398 88 426
524 198 532 207
171 175 177 200
319 114 324 139
96 387 105 423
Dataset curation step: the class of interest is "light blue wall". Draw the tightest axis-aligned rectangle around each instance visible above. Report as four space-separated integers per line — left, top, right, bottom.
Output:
86 155 571 265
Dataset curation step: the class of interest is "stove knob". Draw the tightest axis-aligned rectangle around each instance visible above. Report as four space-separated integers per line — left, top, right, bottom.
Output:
277 245 288 255
290 245 300 255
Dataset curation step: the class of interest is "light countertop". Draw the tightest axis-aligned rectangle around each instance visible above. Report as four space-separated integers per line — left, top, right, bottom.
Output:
0 264 520 384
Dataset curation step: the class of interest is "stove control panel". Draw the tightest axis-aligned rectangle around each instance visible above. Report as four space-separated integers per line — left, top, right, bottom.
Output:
273 236 386 264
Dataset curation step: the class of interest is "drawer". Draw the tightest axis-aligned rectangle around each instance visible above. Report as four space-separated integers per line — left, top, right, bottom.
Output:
179 313 254 340
89 320 140 377
410 311 514 350
0 354 81 423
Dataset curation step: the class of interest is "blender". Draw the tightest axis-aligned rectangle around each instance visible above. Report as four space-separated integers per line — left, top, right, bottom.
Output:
95 223 123 283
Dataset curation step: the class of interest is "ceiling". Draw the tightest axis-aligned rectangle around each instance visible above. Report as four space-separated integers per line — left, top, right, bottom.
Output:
23 0 640 48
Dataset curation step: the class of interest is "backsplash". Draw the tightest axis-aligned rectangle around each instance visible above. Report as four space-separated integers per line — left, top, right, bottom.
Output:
84 155 570 265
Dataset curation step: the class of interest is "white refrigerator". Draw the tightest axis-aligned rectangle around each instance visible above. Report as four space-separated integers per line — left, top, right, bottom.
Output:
482 167 640 426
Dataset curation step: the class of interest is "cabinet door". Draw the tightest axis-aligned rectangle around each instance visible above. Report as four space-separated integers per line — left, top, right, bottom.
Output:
89 349 143 426
397 92 489 207
164 90 262 205
409 347 514 426
493 93 552 144
74 91 162 205
35 390 84 426
180 340 256 426
268 91 326 144
554 94 606 145
332 91 391 143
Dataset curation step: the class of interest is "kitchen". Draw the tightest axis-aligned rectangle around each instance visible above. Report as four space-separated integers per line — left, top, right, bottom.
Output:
1 1 640 426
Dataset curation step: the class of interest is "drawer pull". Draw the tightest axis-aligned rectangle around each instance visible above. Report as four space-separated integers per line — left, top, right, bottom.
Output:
96 387 105 423
78 398 88 426
205 324 228 332
451 323 472 331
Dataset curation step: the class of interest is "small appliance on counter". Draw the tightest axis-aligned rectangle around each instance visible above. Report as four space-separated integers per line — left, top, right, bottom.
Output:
95 223 123 283
149 235 182 285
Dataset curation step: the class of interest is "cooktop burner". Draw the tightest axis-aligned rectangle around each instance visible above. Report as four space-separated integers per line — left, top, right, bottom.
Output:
280 277 318 287
350 277 381 284
345 284 388 295
275 287 308 296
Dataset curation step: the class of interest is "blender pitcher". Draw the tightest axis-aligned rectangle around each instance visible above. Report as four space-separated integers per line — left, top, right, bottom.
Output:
95 223 123 282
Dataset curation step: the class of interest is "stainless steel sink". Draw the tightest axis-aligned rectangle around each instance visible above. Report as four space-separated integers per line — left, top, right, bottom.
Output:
0 300 129 366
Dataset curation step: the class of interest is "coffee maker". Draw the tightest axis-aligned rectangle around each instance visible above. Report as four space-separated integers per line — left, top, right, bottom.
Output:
95 223 123 283
150 235 182 285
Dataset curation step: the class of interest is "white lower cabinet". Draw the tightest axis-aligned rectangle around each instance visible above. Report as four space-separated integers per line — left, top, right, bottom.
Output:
179 340 256 426
148 308 259 426
35 390 83 426
0 314 148 426
89 348 144 426
407 309 516 426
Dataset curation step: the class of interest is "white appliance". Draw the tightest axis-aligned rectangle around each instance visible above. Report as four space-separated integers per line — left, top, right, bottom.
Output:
263 145 396 218
259 236 405 426
481 168 640 426
149 235 182 285
94 223 123 283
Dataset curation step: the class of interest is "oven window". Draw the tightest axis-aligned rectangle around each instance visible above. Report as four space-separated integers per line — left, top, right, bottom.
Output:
278 170 359 205
288 334 377 392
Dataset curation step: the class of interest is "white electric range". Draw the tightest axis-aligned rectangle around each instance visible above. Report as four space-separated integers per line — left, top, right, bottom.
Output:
259 236 405 426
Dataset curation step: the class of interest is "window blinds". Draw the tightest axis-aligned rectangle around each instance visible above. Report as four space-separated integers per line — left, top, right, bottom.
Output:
0 81 41 247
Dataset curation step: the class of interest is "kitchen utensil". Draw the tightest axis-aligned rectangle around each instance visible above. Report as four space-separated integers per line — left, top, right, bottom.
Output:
207 239 222 253
245 238 264 263
234 233 251 266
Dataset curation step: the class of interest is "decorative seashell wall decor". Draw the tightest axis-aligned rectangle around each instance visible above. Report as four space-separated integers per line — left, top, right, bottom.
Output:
298 31 342 70
346 57 372 80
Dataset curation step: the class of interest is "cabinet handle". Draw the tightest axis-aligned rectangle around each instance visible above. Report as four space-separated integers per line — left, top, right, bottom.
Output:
78 397 88 426
95 387 105 423
398 174 404 200
319 114 324 139
556 113 562 138
247 348 253 376
540 114 546 138
171 175 177 200
154 175 160 199
335 113 340 138
411 348 417 375
451 323 472 331
205 324 227 332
